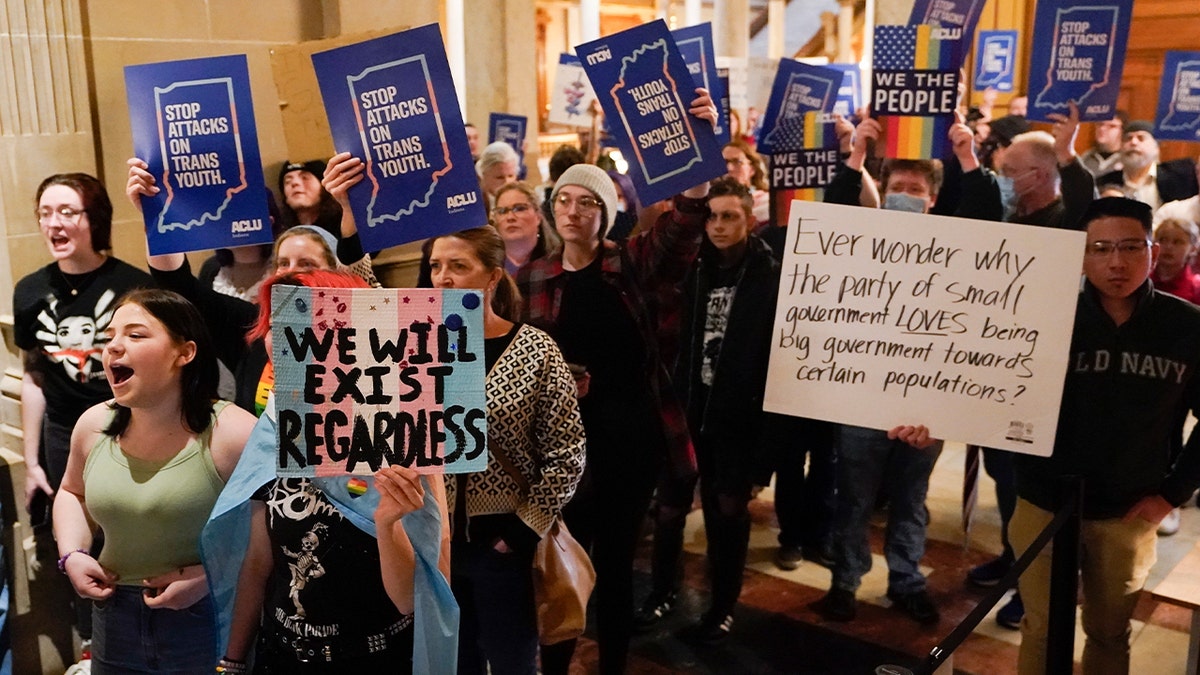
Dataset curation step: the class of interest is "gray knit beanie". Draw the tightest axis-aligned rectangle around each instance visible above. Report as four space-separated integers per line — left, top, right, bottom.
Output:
551 164 618 234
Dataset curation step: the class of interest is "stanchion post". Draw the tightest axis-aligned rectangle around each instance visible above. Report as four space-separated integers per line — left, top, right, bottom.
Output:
1045 476 1083 675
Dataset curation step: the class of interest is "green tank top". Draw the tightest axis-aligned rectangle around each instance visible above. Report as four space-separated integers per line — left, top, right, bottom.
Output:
83 401 230 584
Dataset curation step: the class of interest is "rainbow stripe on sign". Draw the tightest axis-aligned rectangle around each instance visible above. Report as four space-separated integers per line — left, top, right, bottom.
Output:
794 112 830 202
875 24 959 159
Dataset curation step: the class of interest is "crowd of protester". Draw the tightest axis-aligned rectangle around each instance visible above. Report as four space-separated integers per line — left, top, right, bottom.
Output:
12 70 1200 675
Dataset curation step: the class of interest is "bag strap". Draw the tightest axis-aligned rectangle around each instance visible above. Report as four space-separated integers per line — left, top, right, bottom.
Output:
489 443 532 497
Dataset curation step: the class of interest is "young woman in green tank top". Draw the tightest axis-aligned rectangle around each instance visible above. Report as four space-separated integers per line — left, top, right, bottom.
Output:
53 289 257 673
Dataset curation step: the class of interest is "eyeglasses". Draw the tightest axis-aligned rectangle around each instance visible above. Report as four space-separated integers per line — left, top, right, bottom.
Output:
492 203 535 217
1085 238 1151 257
553 194 601 213
724 157 749 167
37 205 85 225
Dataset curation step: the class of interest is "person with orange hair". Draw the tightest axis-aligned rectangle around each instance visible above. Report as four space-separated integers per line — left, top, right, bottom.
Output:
205 270 453 674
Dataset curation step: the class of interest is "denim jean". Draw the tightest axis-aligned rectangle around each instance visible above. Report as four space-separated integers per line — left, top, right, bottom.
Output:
91 586 216 674
830 425 942 595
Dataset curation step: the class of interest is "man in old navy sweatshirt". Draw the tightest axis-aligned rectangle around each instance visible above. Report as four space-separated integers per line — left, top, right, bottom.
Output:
1012 197 1200 675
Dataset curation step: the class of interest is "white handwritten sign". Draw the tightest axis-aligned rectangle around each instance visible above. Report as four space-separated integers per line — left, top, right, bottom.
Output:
763 201 1085 456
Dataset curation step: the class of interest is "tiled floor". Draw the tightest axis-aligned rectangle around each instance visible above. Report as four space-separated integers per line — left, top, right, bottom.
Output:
572 441 1199 674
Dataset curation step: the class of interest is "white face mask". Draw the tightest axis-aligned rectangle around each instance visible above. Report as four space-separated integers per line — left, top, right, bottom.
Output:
883 192 927 213
996 176 1018 219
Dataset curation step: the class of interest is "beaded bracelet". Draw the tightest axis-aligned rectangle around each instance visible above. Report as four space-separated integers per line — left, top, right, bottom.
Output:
56 548 89 574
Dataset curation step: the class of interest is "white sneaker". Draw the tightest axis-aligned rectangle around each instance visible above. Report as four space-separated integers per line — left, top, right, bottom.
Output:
64 660 91 675
1158 508 1182 536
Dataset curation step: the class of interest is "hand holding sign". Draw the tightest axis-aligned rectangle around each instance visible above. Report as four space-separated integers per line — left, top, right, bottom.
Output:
848 113 880 172
322 152 366 240
126 157 160 212
948 109 980 172
889 424 937 450
1046 100 1081 165
688 87 719 127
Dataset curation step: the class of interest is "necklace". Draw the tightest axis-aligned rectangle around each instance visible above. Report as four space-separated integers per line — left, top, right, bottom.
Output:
58 265 100 297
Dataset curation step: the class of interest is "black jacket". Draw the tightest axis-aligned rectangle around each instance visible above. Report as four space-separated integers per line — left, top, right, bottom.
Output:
1015 281 1200 518
675 235 780 487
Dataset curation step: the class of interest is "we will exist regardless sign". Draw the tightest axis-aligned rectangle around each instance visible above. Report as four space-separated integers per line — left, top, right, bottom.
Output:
764 202 1085 456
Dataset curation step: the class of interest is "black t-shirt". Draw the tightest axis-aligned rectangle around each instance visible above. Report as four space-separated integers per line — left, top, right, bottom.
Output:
13 258 151 425
253 478 414 654
554 255 648 411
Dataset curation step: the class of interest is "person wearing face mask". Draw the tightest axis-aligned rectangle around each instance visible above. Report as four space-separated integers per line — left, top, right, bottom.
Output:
1098 121 1198 211
824 111 996 221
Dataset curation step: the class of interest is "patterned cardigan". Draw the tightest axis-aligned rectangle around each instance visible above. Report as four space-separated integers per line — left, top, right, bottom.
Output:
444 323 586 536
517 194 710 479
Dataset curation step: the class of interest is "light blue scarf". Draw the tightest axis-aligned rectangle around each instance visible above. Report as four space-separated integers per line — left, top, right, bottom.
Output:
200 399 459 673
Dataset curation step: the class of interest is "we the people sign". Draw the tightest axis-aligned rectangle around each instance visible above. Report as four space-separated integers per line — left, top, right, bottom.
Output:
764 202 1085 456
271 286 487 476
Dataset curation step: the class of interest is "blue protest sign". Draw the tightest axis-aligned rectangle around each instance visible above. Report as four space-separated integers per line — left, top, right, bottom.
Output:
1027 0 1133 122
974 30 1018 92
488 113 527 178
125 55 273 256
311 24 485 252
908 0 986 65
672 23 729 145
757 60 841 154
1155 51 1200 142
828 64 864 120
576 20 725 205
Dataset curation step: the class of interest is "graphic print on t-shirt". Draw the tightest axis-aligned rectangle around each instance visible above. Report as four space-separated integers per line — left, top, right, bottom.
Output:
701 285 736 386
32 289 117 383
266 479 341 620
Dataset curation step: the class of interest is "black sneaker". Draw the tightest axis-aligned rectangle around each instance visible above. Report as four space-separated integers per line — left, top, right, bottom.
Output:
803 545 836 569
775 545 804 571
633 592 678 631
694 613 734 644
966 555 1013 587
996 592 1023 630
812 588 857 621
887 589 940 625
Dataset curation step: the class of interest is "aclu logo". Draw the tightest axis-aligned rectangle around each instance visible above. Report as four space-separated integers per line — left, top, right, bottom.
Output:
586 47 612 65
447 192 478 209
931 27 962 41
231 219 263 234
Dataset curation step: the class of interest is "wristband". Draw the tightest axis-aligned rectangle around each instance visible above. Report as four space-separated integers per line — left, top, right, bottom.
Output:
216 658 247 674
57 548 89 574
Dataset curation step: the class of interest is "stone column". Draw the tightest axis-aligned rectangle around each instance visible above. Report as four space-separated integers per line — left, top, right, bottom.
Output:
579 0 600 43
768 0 786 59
837 0 856 63
714 0 749 58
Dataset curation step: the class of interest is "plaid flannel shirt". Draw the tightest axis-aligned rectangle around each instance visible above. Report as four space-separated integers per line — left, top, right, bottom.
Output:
518 194 710 479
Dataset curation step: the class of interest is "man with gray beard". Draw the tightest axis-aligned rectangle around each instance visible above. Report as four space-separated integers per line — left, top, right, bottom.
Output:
1098 121 1197 210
